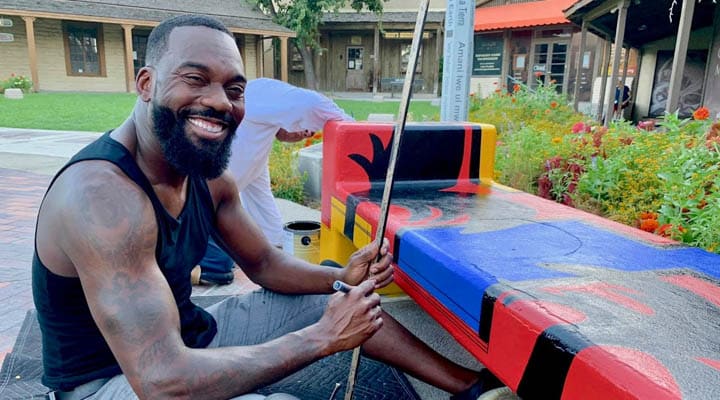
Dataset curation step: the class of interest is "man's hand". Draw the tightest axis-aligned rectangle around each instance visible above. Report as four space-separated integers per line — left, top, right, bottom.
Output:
342 238 393 289
275 128 313 143
314 280 383 355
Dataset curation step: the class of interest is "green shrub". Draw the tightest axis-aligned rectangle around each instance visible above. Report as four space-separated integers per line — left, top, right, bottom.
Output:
476 88 720 253
269 141 307 204
2 73 32 93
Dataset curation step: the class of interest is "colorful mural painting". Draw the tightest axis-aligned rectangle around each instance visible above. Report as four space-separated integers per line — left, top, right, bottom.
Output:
320 121 720 399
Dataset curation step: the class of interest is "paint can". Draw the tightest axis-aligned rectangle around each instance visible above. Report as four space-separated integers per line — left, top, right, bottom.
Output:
283 221 321 264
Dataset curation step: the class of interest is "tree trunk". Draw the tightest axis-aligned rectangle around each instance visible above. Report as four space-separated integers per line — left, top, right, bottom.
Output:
298 45 318 90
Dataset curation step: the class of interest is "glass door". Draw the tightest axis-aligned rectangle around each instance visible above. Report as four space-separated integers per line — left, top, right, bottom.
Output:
530 41 568 93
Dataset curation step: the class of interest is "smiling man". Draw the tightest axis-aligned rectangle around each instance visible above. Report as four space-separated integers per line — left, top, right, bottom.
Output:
32 14 504 400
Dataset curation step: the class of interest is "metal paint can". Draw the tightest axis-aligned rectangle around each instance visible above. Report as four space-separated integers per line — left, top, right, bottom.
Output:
283 221 321 264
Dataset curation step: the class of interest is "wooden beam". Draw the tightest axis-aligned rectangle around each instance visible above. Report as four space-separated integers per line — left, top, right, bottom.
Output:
666 0 696 114
280 36 289 82
604 0 629 126
573 20 588 111
256 35 264 78
21 16 38 92
121 24 135 93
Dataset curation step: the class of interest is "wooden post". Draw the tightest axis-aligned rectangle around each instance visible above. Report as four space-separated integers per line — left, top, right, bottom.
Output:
604 0 630 126
666 0 696 114
573 20 588 111
500 30 510 91
256 35 264 78
21 16 38 92
373 24 379 96
280 36 289 82
434 27 442 96
597 36 611 122
121 24 135 93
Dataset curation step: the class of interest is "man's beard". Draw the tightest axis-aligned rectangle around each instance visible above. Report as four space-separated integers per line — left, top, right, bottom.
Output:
151 102 237 179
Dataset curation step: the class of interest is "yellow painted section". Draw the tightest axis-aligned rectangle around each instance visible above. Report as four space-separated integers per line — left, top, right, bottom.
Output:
352 214 372 249
479 123 497 185
322 197 404 296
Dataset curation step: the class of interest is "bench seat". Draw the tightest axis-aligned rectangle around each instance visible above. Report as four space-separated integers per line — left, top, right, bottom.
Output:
320 121 720 400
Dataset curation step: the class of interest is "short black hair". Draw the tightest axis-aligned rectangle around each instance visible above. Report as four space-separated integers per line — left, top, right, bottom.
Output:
146 14 233 66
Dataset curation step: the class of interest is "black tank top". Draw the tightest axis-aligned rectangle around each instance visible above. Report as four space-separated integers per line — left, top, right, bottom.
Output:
32 132 218 391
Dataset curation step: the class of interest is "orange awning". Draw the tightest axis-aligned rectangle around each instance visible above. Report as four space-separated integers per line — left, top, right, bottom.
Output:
474 0 579 31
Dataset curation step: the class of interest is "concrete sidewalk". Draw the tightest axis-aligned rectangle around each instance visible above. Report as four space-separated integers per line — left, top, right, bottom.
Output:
0 127 479 399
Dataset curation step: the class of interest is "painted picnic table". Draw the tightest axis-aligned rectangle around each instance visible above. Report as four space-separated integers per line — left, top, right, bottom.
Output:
318 121 720 400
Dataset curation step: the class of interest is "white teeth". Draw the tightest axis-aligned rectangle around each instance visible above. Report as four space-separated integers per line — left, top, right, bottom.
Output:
189 118 223 133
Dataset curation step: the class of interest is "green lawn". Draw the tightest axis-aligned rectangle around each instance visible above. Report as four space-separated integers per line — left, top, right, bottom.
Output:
0 92 439 132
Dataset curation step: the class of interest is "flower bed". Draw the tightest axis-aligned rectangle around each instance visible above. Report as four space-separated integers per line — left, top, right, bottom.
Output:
470 82 719 253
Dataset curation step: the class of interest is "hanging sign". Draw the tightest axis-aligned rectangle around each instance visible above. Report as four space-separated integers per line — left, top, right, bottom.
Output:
0 33 14 42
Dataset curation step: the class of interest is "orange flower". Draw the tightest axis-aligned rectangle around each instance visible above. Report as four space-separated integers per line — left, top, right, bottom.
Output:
639 219 659 233
657 224 686 238
550 101 558 109
513 84 520 92
639 211 658 220
551 137 562 144
303 138 313 147
544 109 551 114
511 97 516 103
693 107 710 121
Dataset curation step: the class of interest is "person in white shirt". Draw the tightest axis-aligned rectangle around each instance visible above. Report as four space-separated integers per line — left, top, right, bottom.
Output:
193 78 354 285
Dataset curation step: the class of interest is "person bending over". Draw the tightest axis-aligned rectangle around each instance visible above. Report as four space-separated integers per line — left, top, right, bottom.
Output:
193 78 353 285
32 14 504 400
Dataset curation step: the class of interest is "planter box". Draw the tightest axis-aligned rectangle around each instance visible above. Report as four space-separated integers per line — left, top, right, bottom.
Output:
4 88 23 99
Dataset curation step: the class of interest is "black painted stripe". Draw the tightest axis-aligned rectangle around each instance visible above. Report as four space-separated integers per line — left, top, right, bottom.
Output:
343 195 363 241
479 290 496 343
516 325 593 400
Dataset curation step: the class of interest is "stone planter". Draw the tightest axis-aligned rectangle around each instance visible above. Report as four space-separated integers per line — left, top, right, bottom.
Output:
297 143 323 202
4 88 24 99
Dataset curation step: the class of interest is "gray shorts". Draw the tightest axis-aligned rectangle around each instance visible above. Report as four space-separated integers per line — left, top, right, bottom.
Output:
85 289 329 399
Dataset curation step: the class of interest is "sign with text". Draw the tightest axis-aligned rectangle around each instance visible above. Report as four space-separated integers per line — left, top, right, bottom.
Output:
441 0 475 121
472 33 503 76
0 33 14 42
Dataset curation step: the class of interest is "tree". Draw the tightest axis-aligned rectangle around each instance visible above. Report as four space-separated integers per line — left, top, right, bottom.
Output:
252 0 386 90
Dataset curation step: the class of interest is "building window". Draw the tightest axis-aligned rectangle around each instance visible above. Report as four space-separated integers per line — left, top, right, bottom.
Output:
63 22 105 76
132 30 150 77
400 44 422 73
347 47 363 70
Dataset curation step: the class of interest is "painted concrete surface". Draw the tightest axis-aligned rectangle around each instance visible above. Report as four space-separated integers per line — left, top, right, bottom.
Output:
322 121 720 399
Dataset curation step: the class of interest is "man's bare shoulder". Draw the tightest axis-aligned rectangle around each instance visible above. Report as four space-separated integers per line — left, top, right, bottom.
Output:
48 160 147 211
207 170 239 205
38 160 157 275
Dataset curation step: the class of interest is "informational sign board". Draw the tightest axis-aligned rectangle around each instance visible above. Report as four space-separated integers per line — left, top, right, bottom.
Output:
472 33 503 76
0 33 13 42
440 0 475 121
0 18 12 27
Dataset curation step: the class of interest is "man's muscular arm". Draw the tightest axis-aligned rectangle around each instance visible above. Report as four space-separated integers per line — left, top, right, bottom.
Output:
50 164 379 399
